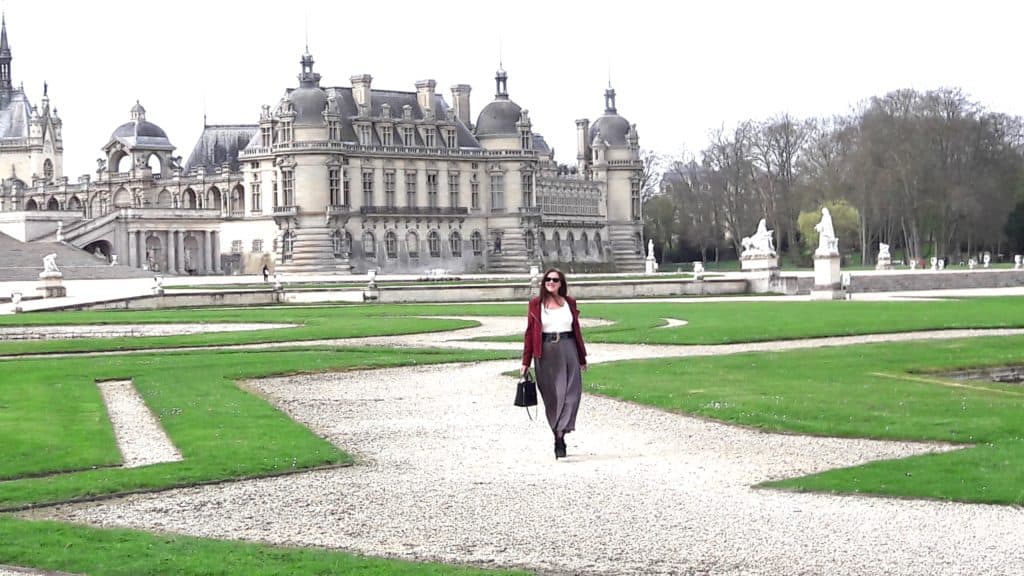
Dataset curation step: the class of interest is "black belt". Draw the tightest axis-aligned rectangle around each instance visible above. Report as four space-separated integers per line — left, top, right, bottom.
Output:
542 331 574 343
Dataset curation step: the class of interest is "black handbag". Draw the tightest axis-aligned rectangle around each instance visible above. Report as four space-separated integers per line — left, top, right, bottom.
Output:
514 371 538 419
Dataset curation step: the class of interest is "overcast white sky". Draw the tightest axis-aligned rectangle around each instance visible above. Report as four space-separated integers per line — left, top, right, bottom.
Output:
4 0 1022 177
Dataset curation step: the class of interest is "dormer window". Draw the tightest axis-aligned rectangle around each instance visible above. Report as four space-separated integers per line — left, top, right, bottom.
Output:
424 129 436 147
280 121 293 143
379 126 393 147
521 132 531 150
329 120 341 141
402 126 415 147
261 125 273 147
358 125 372 146
381 104 392 119
402 105 413 120
445 129 457 148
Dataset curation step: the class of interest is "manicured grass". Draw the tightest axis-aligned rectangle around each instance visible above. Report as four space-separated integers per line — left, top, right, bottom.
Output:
0 307 476 355
583 334 1024 504
0 516 527 576
0 346 513 510
7 297 1024 356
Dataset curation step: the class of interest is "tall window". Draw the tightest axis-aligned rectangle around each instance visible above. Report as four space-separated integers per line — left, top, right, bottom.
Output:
362 171 374 206
449 231 462 257
251 182 262 212
489 173 505 211
471 176 480 210
384 231 397 259
272 180 278 207
471 231 483 255
521 132 531 150
448 172 459 207
380 126 393 146
406 230 419 258
329 168 341 205
282 231 295 261
426 173 438 209
424 129 436 147
582 232 589 256
261 126 272 147
525 230 535 257
329 120 341 141
521 173 533 208
402 126 415 146
362 231 376 257
280 121 293 143
428 230 441 257
252 239 263 253
43 159 54 181
343 173 351 206
631 179 641 221
405 171 417 207
384 172 396 208
231 240 243 254
446 129 457 148
282 171 294 205
358 125 372 146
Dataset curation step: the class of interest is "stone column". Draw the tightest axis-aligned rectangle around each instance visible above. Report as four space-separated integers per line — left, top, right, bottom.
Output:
211 230 222 273
176 231 186 274
167 230 177 275
137 231 146 270
128 230 138 268
203 230 213 274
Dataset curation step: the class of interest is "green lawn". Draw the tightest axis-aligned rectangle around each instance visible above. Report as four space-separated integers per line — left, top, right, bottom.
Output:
583 333 1024 504
0 517 527 576
6 297 1024 356
0 346 512 511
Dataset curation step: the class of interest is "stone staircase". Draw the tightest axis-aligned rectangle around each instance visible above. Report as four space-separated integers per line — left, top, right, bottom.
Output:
609 226 645 272
0 231 154 281
275 226 350 274
488 227 535 274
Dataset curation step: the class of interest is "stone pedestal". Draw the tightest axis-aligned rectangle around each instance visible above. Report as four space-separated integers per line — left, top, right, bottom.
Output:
875 256 891 270
645 256 658 275
740 253 778 272
37 272 66 298
811 251 843 300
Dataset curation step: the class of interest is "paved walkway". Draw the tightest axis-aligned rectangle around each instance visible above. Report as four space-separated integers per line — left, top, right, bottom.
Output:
25 317 1024 576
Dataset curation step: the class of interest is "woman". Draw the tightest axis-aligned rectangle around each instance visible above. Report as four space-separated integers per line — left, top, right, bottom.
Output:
521 267 588 459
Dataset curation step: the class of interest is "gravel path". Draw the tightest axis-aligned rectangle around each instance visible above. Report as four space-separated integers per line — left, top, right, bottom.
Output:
96 380 182 468
28 317 1024 575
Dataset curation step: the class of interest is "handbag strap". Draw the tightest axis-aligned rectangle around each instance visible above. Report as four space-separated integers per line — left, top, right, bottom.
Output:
523 371 538 421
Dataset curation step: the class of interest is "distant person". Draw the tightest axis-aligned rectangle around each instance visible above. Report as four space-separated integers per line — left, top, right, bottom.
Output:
520 267 588 459
262 265 270 283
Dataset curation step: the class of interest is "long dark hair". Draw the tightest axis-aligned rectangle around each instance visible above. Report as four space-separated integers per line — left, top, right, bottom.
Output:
538 267 568 302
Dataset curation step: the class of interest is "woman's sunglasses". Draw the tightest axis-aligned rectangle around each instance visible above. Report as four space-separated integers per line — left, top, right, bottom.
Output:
544 277 561 283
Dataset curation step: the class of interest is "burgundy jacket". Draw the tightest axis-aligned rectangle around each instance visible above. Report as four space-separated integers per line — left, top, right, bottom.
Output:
521 295 588 368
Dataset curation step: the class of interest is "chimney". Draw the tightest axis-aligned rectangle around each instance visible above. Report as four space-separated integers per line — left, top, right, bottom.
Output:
451 84 472 127
576 118 590 173
416 79 436 118
351 74 373 112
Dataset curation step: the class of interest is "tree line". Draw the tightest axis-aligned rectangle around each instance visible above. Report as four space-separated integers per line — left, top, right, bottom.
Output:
643 88 1024 265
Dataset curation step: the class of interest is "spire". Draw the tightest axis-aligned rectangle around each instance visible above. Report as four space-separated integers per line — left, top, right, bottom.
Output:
0 13 12 98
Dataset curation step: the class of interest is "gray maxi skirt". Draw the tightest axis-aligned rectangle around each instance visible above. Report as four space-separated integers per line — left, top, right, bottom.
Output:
534 336 583 436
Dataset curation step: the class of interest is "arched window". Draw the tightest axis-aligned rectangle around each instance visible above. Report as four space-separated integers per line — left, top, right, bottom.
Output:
449 231 462 257
68 196 83 211
43 159 54 182
524 230 535 258
46 197 60 210
282 230 295 261
182 188 197 209
332 229 350 257
553 231 561 257
385 231 398 259
539 231 547 257
471 231 483 255
594 232 603 255
362 231 376 257
406 230 419 258
634 232 643 255
24 198 37 210
157 189 172 208
567 231 575 259
581 232 590 256
428 230 441 257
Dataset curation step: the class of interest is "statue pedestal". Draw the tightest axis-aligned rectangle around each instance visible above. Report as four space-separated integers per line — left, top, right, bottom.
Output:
811 251 843 300
645 257 658 275
37 271 66 298
740 253 778 272
875 256 891 270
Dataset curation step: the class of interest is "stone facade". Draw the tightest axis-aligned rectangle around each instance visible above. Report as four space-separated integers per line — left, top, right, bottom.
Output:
0 23 644 275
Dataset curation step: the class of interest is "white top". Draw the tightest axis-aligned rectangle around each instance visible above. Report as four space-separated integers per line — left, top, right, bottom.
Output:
541 302 573 333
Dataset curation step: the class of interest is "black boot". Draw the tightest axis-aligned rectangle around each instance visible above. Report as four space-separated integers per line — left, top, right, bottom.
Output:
554 437 567 459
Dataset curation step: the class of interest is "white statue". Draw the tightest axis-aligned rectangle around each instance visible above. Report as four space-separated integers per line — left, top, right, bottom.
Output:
814 207 838 253
983 253 991 268
878 242 891 260
42 253 59 273
647 239 655 260
741 218 775 255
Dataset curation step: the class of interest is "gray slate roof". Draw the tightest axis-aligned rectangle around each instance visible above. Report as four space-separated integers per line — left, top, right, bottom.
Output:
183 125 259 174
0 90 30 139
